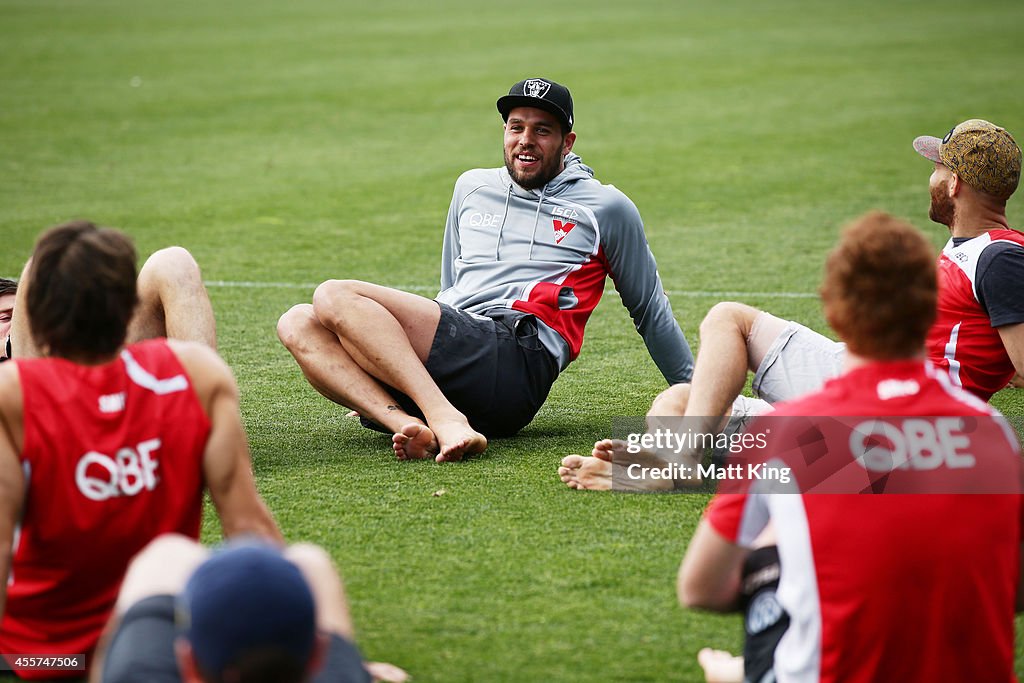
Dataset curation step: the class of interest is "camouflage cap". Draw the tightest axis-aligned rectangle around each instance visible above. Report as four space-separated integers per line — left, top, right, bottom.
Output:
913 119 1021 200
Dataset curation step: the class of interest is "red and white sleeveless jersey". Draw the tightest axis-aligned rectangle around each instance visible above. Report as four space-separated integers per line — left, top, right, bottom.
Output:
0 339 210 677
708 361 1022 683
926 229 1024 400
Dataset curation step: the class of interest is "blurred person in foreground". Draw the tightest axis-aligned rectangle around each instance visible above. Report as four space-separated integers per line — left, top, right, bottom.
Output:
93 535 408 683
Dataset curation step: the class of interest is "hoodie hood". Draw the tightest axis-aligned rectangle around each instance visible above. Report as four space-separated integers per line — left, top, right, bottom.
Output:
493 153 596 261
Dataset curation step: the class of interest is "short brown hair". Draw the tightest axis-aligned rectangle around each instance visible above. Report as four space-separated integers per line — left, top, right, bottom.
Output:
820 211 936 360
27 220 138 360
0 278 16 298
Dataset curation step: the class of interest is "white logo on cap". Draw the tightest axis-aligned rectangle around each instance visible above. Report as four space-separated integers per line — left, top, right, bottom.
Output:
524 79 551 99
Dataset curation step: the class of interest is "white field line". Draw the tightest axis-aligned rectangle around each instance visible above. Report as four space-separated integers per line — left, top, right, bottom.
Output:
203 280 817 299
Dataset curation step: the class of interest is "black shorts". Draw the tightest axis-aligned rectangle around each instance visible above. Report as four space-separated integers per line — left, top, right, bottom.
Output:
363 304 559 438
101 595 370 683
740 546 789 683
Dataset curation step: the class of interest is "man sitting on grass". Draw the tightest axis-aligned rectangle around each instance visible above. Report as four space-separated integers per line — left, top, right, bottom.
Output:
277 77 693 463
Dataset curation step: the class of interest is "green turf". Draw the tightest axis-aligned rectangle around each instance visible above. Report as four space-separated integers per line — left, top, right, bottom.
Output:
2 0 1023 680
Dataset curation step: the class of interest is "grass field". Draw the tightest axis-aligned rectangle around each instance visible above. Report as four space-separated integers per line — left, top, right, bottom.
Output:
3 0 1024 680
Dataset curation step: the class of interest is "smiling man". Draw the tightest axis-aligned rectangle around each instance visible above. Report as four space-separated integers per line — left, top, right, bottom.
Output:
278 77 693 461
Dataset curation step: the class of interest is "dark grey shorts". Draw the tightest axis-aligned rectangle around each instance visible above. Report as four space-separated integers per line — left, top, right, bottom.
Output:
741 546 789 683
101 595 370 683
364 303 559 438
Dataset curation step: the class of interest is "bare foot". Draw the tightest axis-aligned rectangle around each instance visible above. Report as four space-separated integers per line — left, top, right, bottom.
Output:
558 439 682 491
364 661 410 683
697 648 743 683
430 420 487 462
393 423 438 460
558 453 613 490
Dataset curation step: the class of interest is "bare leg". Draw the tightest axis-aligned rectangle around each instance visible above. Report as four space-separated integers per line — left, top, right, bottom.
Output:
560 303 784 491
288 280 485 461
680 302 767 429
694 527 777 683
278 303 435 459
128 247 216 348
284 544 409 683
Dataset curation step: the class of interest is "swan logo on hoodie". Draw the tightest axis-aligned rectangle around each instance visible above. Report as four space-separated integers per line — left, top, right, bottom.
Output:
552 220 575 243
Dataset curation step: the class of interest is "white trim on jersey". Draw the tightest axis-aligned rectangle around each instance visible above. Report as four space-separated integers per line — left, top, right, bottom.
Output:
942 233 988 300
942 322 963 387
769 493 822 683
120 349 189 395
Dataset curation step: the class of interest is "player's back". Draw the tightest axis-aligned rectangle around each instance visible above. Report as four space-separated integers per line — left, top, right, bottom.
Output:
768 361 1021 682
0 338 210 673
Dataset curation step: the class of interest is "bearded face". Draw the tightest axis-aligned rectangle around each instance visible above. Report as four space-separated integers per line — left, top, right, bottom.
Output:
503 107 574 190
928 164 956 227
928 180 955 226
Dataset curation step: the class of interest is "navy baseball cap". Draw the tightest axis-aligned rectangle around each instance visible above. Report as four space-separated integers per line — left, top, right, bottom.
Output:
177 540 317 675
497 78 574 131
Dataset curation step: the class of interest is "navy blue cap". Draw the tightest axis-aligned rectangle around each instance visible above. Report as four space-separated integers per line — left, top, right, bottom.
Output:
497 78 574 131
177 541 316 675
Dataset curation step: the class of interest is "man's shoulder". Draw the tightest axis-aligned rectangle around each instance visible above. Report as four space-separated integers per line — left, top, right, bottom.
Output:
454 167 502 191
560 175 633 201
558 180 641 225
988 227 1024 242
980 232 1024 259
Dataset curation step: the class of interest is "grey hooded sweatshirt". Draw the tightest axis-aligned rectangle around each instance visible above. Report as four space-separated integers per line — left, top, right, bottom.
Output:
436 153 693 385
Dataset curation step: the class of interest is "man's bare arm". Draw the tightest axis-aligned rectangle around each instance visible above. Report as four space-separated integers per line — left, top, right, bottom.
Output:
0 365 26 618
677 518 748 612
998 323 1024 378
171 341 282 543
